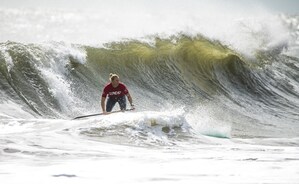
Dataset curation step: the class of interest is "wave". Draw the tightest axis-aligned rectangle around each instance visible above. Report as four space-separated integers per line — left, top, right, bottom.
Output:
1 34 299 139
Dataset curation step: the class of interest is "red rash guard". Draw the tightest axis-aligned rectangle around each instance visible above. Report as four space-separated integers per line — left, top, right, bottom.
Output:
101 82 128 99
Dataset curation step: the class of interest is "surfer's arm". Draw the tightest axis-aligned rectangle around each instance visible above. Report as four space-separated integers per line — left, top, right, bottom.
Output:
126 93 134 108
101 97 106 112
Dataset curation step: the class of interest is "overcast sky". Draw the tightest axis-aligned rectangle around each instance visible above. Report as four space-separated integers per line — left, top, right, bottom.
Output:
242 0 299 14
0 0 298 14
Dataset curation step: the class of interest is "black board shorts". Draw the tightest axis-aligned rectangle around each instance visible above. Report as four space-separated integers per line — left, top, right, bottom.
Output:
106 95 126 112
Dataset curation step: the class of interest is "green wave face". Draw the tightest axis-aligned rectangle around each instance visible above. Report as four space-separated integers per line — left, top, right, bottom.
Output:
85 35 242 99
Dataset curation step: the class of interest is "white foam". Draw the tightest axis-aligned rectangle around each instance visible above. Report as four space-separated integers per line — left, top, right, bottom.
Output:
97 110 186 130
34 43 86 115
74 109 190 145
0 100 35 119
0 45 14 72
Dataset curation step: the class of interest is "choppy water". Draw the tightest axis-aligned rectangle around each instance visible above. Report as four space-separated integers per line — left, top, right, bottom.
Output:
1 1 299 183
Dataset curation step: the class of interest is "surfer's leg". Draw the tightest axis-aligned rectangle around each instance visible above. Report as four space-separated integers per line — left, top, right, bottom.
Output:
106 97 117 112
118 96 127 110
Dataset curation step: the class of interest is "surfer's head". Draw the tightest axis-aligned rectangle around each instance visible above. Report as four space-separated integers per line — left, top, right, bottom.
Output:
109 73 120 86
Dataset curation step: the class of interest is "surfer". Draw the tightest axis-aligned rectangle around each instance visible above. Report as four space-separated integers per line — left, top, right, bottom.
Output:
101 73 134 113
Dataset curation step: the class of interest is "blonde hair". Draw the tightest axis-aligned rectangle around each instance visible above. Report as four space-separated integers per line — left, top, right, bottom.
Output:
109 73 119 82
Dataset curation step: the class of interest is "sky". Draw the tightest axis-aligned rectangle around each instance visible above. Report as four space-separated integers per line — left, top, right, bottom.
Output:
245 0 299 14
0 0 298 14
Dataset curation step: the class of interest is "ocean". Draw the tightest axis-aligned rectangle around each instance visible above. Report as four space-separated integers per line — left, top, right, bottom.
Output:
1 1 299 183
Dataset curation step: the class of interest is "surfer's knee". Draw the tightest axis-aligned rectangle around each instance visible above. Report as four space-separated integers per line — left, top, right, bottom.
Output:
106 98 116 112
118 96 126 110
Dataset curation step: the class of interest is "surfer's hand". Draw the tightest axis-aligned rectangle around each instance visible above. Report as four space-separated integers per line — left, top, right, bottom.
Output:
130 104 135 110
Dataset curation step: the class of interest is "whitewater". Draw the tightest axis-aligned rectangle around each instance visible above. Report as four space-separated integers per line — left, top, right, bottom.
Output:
1 0 299 183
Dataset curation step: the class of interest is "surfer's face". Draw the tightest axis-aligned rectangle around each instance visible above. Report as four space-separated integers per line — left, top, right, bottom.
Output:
111 77 120 87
